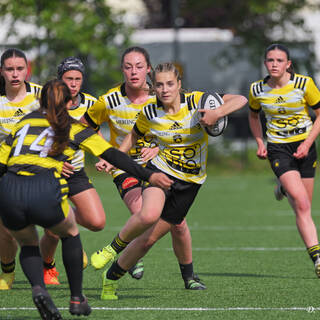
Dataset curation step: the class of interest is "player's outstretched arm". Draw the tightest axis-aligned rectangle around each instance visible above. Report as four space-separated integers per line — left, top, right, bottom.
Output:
99 147 172 190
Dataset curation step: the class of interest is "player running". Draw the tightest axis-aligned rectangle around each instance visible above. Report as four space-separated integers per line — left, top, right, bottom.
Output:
0 79 172 318
92 62 247 299
249 43 320 277
0 48 41 290
40 57 107 285
84 47 203 286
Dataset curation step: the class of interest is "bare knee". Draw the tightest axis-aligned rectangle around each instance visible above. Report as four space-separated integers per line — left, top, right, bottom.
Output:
0 225 16 243
83 217 105 232
44 228 60 241
138 210 160 227
170 220 189 238
294 196 311 216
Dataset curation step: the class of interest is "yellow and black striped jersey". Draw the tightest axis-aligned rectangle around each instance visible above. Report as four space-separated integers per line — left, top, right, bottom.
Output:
249 73 320 143
84 83 156 177
0 81 41 142
67 92 97 171
0 110 112 177
134 91 214 184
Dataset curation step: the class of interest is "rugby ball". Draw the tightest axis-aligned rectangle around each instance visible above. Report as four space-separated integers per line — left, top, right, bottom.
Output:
198 92 228 137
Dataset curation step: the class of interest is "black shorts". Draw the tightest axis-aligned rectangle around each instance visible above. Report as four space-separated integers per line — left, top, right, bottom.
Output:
0 171 69 231
267 141 317 178
113 173 147 199
66 168 94 197
144 162 202 225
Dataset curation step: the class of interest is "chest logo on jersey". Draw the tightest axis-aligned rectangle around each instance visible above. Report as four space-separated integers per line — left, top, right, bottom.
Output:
173 134 182 143
275 96 286 104
169 121 183 130
13 108 25 117
278 107 286 114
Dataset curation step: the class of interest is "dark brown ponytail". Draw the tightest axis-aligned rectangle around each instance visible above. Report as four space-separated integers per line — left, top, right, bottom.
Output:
39 79 74 156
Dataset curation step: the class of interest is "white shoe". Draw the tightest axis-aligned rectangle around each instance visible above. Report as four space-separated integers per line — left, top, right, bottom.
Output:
314 257 320 278
274 179 286 201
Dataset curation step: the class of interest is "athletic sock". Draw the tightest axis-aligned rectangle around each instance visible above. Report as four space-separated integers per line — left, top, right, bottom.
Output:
179 262 194 280
43 259 56 270
110 234 130 254
1 260 15 273
307 244 320 262
61 233 83 298
107 260 127 280
19 246 45 288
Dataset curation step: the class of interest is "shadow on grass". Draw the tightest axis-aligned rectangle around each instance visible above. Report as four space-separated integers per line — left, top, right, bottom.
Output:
194 272 314 280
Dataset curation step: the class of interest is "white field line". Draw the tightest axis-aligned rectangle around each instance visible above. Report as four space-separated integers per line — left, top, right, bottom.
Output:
78 225 298 232
0 306 319 312
188 247 304 251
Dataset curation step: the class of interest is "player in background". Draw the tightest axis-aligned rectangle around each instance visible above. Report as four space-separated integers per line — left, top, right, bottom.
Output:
83 46 203 285
39 57 108 285
248 44 320 276
94 62 247 300
0 79 172 318
0 48 41 290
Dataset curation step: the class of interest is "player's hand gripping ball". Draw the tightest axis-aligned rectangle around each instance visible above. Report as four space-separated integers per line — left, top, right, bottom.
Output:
198 92 228 137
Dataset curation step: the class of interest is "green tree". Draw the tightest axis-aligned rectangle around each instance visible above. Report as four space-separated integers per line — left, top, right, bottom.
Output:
0 0 132 95
142 0 319 70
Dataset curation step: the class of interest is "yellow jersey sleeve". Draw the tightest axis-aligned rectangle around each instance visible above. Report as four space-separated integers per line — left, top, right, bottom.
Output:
305 78 320 108
249 82 262 112
79 131 113 157
85 95 109 128
134 109 150 136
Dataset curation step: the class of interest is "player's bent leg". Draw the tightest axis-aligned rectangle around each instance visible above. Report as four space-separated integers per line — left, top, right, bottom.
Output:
91 187 166 270
40 229 60 285
50 209 90 312
70 188 106 232
0 220 18 290
124 188 145 279
118 219 171 271
70 188 106 269
280 172 316 247
280 172 320 277
170 220 206 290
101 220 171 300
170 219 192 264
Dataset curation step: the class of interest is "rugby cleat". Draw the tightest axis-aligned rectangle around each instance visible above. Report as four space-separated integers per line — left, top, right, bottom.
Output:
83 249 88 269
32 285 62 320
184 275 207 290
0 271 15 290
43 267 60 285
128 259 144 280
314 257 320 278
274 179 286 201
101 270 118 300
70 295 91 316
91 245 117 270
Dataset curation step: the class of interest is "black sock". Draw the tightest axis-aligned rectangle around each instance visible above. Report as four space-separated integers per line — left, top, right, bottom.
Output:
107 260 127 280
307 244 320 262
1 260 15 273
110 234 130 254
19 246 45 288
43 259 56 270
179 262 194 281
61 234 83 298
